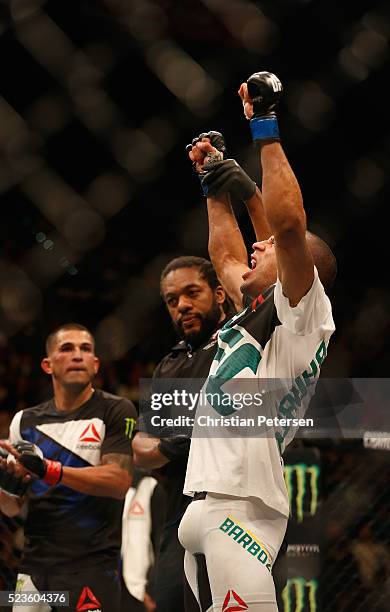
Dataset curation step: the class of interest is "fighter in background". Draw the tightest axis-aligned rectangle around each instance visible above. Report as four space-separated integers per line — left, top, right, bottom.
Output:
0 323 136 612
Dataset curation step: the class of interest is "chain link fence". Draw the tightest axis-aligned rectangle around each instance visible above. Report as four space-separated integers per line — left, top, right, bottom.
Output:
280 440 390 612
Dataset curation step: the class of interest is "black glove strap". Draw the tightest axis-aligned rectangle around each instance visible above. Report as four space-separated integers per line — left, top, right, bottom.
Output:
158 436 191 462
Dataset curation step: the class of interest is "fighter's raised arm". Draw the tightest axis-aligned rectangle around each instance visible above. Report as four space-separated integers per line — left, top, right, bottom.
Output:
239 72 314 306
187 132 271 311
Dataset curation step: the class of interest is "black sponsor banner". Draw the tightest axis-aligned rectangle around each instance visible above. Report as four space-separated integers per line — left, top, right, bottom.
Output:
279 448 322 612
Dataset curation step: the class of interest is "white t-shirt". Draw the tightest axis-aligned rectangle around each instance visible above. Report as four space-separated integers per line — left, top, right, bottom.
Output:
184 268 335 517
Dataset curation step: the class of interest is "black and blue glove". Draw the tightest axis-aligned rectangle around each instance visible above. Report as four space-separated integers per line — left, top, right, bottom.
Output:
246 71 283 143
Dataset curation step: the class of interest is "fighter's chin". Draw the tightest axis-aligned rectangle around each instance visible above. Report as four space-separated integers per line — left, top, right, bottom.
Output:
240 277 257 300
62 379 91 392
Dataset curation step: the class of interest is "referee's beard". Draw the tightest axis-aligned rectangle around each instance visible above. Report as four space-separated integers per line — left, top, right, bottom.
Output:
174 301 223 349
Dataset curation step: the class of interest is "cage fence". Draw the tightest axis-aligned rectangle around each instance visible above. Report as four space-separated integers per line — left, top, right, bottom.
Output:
1 439 389 611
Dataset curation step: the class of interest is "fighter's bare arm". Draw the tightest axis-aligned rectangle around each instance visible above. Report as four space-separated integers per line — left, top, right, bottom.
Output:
239 78 314 305
59 453 133 499
207 192 250 312
2 439 133 500
190 141 248 311
190 138 271 311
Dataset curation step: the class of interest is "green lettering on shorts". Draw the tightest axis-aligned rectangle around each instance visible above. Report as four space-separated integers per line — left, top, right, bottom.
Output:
247 541 261 556
229 525 244 540
237 533 252 549
219 517 235 532
219 516 272 572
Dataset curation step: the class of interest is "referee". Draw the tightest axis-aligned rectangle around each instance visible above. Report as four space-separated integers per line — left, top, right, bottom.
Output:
132 256 239 612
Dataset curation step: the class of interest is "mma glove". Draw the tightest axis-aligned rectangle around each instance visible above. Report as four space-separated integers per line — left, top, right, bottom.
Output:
158 435 191 462
246 71 283 143
186 131 256 200
0 446 30 497
186 130 227 161
186 131 226 196
199 159 256 200
15 441 63 486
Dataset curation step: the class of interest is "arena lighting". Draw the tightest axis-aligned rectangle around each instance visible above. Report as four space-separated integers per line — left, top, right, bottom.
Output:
200 0 279 53
112 126 166 181
105 0 222 115
338 9 389 80
285 81 335 132
146 39 221 114
346 157 385 201
0 261 42 326
85 172 132 218
95 253 171 360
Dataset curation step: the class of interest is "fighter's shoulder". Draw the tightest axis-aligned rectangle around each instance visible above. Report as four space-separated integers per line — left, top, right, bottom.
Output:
93 389 136 416
8 400 53 439
16 399 53 420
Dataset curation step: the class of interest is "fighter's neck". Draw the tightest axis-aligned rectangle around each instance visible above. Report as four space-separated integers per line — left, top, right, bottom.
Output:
53 384 95 412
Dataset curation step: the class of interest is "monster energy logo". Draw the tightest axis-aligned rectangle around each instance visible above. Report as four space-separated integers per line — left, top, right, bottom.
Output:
284 463 320 523
282 578 317 612
124 417 136 439
15 577 25 591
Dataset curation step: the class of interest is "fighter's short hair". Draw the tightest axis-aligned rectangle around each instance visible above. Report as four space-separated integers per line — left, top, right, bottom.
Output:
306 231 337 291
45 323 94 355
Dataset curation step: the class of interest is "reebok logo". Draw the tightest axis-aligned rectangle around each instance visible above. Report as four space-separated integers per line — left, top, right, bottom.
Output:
76 586 102 611
129 500 144 516
79 423 101 443
222 589 248 611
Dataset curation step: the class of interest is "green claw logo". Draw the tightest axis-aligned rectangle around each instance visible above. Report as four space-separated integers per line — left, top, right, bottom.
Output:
124 417 136 440
284 463 320 523
282 578 318 612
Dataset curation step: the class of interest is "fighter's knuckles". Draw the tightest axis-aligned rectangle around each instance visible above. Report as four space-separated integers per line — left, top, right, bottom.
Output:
197 141 214 152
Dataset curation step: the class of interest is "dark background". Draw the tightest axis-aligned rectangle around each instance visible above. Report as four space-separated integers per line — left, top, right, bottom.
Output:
1 3 390 608
1 0 390 410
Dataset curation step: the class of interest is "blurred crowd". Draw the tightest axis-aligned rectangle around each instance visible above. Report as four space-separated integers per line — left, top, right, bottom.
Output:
322 445 390 611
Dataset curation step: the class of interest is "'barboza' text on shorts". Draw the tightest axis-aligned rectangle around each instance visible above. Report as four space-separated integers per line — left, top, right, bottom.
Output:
179 493 287 612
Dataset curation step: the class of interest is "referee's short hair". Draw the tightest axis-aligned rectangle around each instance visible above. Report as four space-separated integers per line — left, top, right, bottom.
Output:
160 256 235 317
160 256 220 291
